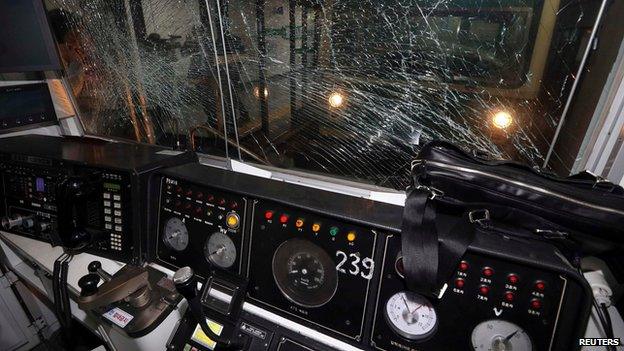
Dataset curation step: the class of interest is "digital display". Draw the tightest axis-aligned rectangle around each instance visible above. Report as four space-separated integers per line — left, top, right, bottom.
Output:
35 177 45 192
103 183 121 191
0 83 57 132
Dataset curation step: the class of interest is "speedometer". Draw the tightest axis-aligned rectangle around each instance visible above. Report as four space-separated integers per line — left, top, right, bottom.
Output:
272 239 338 308
385 291 438 341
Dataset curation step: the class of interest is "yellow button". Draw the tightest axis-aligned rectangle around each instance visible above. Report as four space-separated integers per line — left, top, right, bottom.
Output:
347 231 356 242
312 223 321 232
226 212 240 229
295 218 304 228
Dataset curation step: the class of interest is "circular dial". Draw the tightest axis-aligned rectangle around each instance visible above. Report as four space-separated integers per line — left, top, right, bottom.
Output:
204 232 237 269
385 291 438 341
272 239 338 308
471 320 532 351
163 217 189 251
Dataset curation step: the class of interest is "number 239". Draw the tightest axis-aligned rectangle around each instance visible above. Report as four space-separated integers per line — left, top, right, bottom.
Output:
335 251 374 280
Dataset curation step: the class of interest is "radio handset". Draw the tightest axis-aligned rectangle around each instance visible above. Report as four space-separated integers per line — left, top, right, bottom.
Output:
55 174 103 251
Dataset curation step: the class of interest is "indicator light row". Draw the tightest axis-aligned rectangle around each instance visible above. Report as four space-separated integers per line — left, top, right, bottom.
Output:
166 185 238 209
457 261 546 291
264 210 356 242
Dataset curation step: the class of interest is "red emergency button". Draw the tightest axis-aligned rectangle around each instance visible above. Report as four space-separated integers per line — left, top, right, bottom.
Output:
279 214 289 224
535 281 546 292
479 285 490 295
504 291 515 302
264 210 274 220
455 278 465 289
458 261 469 272
530 299 542 310
507 274 519 285
482 267 494 277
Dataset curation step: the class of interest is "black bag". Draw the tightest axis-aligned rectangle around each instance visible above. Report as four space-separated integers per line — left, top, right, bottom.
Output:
401 140 624 297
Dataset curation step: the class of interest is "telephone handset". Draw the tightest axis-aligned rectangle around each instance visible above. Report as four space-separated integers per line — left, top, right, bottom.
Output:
54 172 104 251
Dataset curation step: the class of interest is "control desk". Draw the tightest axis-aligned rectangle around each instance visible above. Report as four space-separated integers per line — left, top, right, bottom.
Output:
150 163 591 351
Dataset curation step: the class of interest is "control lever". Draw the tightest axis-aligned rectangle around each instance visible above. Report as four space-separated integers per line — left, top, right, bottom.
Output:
88 261 112 282
77 265 148 310
173 267 244 349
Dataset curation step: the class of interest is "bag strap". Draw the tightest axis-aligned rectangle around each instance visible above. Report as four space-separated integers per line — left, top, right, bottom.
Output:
401 188 476 298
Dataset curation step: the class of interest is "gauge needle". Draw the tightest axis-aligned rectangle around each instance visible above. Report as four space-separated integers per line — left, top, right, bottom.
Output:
209 246 226 256
503 330 519 342
401 294 414 314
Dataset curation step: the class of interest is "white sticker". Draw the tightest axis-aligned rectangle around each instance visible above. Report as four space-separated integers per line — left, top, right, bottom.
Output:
156 150 184 156
103 307 134 328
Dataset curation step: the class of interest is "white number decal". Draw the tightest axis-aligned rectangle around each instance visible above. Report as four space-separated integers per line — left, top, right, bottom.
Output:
361 257 375 280
349 253 361 275
336 251 348 273
336 250 374 280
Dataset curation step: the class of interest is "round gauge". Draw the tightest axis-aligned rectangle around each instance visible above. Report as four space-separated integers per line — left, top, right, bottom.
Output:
385 291 438 341
471 320 532 351
272 239 338 308
163 217 189 251
204 232 237 269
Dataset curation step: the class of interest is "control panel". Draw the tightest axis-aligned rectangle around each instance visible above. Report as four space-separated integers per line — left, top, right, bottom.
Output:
0 161 60 242
0 159 136 260
371 234 589 351
154 163 591 351
155 176 246 278
0 135 197 263
247 200 378 340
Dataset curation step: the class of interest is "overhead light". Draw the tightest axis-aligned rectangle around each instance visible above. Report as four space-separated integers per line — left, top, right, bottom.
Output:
492 110 513 130
328 91 345 108
253 86 269 99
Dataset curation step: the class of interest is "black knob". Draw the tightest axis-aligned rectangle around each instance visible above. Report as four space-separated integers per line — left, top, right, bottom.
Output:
173 266 197 299
88 261 102 274
78 273 100 297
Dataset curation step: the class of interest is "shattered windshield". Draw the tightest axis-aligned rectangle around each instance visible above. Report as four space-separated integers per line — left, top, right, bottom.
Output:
46 0 607 190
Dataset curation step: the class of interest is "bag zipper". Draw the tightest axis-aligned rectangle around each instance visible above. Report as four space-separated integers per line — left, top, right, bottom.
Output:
424 160 624 216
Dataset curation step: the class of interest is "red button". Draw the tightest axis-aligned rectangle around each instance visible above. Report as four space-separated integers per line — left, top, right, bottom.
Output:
185 190 193 197
504 291 515 302
230 201 238 209
207 195 215 202
175 186 183 194
508 274 519 285
184 203 192 210
459 261 469 272
455 278 465 289
479 285 490 295
194 207 202 215
535 281 546 292
530 299 542 310
279 214 289 224
196 192 204 199
482 267 494 277
264 211 274 220
218 198 226 206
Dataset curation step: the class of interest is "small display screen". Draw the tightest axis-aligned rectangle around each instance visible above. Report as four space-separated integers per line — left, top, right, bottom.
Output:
35 177 45 192
103 182 121 191
0 83 57 132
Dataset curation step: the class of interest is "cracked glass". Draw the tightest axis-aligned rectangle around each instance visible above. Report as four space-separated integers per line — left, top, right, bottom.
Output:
45 0 607 190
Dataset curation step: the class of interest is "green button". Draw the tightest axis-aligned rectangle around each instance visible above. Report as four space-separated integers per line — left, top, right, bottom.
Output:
329 226 339 236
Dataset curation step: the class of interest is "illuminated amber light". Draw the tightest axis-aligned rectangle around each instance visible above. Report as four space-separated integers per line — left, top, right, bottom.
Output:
312 223 321 232
492 110 513 130
347 231 357 242
328 92 345 108
226 213 239 229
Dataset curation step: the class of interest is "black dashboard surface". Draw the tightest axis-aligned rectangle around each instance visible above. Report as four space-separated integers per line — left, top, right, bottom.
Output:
157 163 404 233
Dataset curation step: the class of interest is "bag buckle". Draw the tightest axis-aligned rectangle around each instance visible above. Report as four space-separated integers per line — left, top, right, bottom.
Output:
415 185 444 200
469 209 490 227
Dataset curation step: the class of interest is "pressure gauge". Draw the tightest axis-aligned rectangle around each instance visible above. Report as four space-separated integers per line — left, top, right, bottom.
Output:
163 217 189 251
471 320 532 351
385 291 438 341
205 232 237 269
